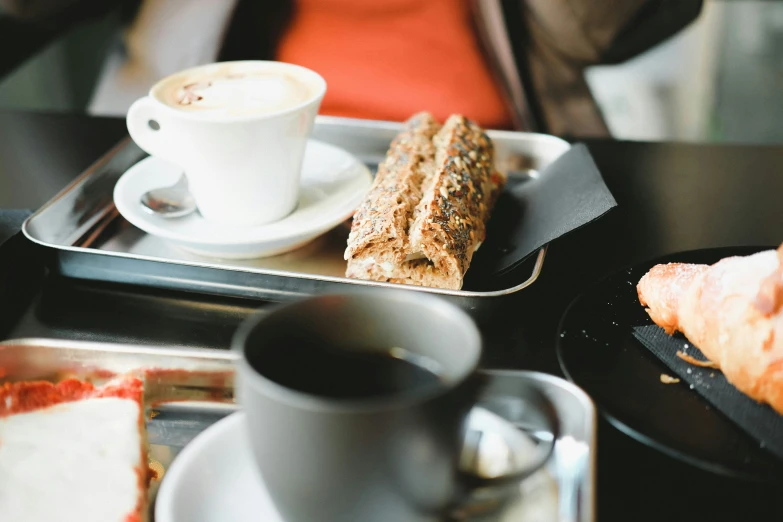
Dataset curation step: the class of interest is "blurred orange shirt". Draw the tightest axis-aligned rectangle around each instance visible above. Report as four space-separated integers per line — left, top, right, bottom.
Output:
277 0 513 129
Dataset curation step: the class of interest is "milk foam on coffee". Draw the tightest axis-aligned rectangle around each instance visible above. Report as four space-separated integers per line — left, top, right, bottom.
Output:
154 64 316 117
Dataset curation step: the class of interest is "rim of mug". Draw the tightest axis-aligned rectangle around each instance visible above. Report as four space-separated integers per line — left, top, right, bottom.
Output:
232 291 482 413
144 60 327 123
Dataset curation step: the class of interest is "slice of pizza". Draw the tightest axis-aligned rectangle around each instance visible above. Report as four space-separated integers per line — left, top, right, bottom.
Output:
0 376 148 522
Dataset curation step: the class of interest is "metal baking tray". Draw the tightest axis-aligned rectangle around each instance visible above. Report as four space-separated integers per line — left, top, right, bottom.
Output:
0 338 595 522
23 116 570 303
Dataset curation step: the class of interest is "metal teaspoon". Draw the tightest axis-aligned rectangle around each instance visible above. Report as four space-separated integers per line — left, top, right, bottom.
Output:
140 174 197 218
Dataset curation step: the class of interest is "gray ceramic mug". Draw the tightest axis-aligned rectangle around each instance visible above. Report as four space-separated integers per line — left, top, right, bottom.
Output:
234 291 558 522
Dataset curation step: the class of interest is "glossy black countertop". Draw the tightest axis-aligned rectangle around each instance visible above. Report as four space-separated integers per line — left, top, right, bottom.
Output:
1 109 782 521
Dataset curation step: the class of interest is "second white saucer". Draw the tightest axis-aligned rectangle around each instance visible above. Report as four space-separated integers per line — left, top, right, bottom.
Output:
154 413 283 522
114 140 372 259
154 411 557 522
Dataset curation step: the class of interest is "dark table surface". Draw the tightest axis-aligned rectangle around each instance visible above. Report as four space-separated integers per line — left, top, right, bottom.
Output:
1 109 782 521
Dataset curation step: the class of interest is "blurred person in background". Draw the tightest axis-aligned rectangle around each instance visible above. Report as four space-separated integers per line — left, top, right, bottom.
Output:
1 0 701 137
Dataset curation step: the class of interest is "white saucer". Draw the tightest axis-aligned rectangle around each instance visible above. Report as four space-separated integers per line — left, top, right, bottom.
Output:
154 411 557 522
114 140 372 259
154 413 283 522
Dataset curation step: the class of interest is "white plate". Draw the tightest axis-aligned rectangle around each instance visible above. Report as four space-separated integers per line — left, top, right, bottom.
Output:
114 140 372 259
154 411 557 522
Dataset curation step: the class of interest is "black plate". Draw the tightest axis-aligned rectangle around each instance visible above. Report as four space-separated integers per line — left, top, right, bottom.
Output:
556 246 783 482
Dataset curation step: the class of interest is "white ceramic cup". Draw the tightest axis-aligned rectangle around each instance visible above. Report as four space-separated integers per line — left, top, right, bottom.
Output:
126 61 326 227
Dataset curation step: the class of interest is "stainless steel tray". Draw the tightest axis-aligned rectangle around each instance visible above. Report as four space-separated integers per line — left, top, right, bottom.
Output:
22 116 570 303
0 338 595 522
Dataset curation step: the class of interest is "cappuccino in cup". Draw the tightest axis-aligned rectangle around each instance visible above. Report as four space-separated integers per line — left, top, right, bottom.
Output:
127 61 326 227
154 63 317 117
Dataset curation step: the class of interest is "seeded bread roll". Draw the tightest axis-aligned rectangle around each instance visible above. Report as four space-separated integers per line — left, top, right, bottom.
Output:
345 113 505 290
343 112 441 269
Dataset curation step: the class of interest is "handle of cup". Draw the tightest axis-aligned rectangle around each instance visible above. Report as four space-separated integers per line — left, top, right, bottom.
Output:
126 96 172 161
454 369 559 514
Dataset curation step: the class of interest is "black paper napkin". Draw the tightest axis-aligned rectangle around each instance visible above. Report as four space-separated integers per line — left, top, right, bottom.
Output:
633 324 783 460
472 143 617 276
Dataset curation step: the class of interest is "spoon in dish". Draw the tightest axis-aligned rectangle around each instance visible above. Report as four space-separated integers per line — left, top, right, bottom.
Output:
140 174 197 218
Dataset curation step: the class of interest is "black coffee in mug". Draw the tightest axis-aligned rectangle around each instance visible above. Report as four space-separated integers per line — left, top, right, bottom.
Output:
235 292 558 522
246 335 445 399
